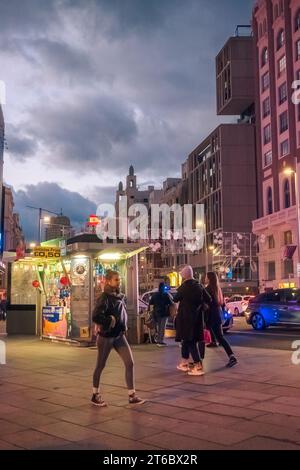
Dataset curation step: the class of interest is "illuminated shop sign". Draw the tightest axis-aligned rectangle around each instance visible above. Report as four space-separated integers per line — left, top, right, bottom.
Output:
33 247 61 258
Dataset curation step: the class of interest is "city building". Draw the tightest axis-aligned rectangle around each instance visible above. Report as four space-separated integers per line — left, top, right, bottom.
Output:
183 123 258 293
216 33 255 116
44 214 72 241
3 186 22 251
0 105 4 256
252 0 300 290
115 166 164 292
0 185 24 291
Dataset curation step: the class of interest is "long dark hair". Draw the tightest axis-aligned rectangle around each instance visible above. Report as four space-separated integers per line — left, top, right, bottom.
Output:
206 272 223 306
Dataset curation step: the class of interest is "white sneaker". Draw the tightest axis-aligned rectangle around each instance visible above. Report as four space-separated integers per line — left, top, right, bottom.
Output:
177 363 189 372
188 367 205 376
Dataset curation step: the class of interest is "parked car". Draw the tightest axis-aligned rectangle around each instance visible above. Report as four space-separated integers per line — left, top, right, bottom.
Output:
140 288 233 334
221 308 234 333
226 295 255 316
140 287 177 305
165 306 233 334
245 288 300 330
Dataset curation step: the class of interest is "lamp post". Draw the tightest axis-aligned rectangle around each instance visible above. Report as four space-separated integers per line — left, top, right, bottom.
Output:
284 163 300 288
196 219 209 275
26 206 60 244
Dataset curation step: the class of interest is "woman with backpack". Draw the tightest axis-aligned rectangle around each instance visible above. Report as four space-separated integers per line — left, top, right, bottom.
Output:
91 270 145 406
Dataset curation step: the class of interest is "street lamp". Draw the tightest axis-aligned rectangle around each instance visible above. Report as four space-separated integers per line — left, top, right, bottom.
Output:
196 219 208 274
26 206 60 244
283 164 300 287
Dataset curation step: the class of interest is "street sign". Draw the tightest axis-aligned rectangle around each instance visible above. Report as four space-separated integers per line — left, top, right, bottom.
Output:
33 246 61 258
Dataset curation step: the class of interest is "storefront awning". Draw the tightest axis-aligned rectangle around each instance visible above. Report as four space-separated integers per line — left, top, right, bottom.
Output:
97 246 147 261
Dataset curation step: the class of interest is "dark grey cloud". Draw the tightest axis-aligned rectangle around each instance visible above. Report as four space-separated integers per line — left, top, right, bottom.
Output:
0 1 58 36
26 38 96 81
15 93 138 171
89 185 116 206
13 182 97 241
2 0 254 200
5 124 38 162
88 0 183 38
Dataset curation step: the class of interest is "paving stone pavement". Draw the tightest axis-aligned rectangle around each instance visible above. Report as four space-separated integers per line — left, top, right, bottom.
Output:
0 336 300 450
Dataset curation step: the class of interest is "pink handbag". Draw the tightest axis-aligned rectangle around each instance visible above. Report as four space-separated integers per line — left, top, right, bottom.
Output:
204 329 212 344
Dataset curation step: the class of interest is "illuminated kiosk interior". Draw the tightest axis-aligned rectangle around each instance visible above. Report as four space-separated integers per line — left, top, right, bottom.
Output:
167 271 182 288
10 234 147 344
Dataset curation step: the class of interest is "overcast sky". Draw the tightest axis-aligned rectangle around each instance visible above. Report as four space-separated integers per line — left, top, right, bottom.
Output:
0 0 253 240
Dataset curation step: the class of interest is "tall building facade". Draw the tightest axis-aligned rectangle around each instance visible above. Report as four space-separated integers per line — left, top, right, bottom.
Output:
115 166 164 292
0 105 4 256
183 124 258 293
44 215 72 241
0 186 24 290
252 0 300 291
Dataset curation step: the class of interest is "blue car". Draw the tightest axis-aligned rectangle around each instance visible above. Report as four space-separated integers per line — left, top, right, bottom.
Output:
165 307 233 333
245 288 300 330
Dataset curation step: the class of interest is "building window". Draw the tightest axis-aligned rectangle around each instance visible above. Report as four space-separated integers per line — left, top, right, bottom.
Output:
265 261 276 281
129 181 133 188
261 47 268 66
263 124 271 145
296 40 300 61
264 150 272 167
263 19 267 33
267 187 273 215
262 72 270 92
268 235 275 249
284 230 293 245
295 9 300 31
284 179 291 208
279 0 284 13
279 111 288 133
283 259 294 279
280 139 289 157
277 29 285 50
262 96 271 117
278 56 286 76
278 82 287 105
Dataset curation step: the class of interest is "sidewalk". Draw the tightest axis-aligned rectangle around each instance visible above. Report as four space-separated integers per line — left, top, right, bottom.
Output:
0 336 300 450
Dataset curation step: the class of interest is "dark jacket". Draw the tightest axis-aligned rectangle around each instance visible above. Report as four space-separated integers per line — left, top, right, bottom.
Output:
173 279 211 342
92 288 127 338
149 292 173 319
205 285 223 327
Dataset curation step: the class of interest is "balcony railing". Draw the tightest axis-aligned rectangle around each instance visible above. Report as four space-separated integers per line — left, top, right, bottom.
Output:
252 206 297 233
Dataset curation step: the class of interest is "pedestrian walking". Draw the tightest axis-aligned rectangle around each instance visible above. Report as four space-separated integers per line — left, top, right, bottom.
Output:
91 270 145 406
205 272 238 367
149 282 174 346
173 266 211 376
0 295 7 321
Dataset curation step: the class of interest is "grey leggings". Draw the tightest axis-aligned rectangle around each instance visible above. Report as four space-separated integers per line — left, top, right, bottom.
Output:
93 333 134 390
